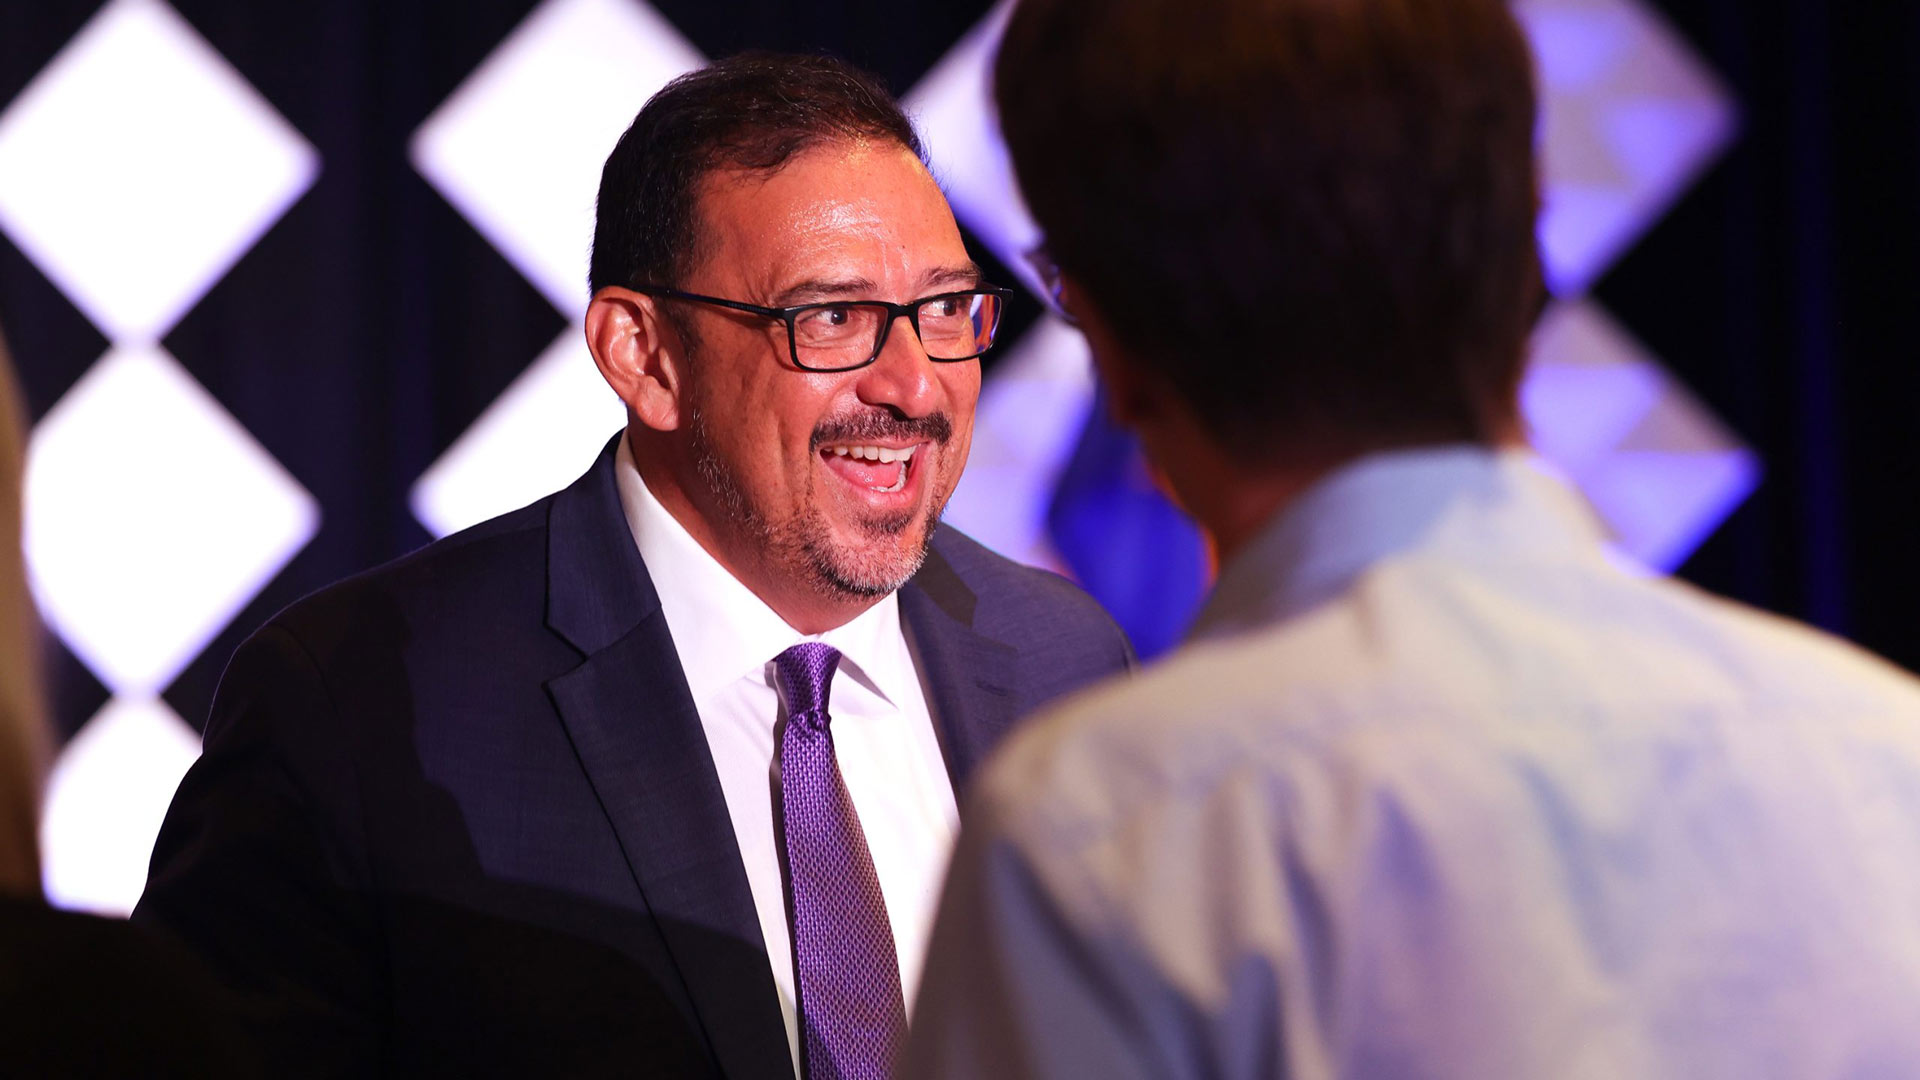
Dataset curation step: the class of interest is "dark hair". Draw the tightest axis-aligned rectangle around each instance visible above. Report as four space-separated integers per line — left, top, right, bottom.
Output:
590 52 924 295
995 0 1543 458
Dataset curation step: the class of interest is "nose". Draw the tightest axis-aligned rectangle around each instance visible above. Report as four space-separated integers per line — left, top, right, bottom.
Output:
853 309 944 417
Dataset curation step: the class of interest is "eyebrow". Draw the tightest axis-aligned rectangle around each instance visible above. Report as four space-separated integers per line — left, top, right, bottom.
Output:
768 263 984 307
769 277 878 306
920 262 985 292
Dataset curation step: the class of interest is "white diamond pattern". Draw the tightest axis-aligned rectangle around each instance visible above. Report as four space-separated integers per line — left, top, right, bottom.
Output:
1526 300 1759 568
903 0 1040 295
412 330 626 537
411 0 704 313
38 697 203 916
1517 0 1738 295
408 0 704 535
25 346 320 696
0 0 321 913
0 0 319 344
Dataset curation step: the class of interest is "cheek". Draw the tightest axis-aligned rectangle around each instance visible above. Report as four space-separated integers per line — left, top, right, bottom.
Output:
936 360 981 407
941 368 981 442
933 370 980 489
690 373 784 481
755 379 844 472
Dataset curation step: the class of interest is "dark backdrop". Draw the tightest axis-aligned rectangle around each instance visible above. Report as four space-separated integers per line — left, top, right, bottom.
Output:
2 0 1916 747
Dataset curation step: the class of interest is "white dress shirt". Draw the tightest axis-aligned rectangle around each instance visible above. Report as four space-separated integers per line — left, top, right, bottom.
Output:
907 446 1920 1080
612 437 959 1078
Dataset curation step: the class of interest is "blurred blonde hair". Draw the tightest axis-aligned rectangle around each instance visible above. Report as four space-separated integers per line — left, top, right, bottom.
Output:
0 326 47 897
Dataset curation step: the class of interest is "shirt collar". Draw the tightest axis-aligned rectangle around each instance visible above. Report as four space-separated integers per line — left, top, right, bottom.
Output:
613 433 908 705
1190 445 1610 644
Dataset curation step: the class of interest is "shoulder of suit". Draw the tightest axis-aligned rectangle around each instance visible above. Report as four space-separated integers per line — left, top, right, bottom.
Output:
929 524 1091 600
926 524 1128 642
256 494 557 655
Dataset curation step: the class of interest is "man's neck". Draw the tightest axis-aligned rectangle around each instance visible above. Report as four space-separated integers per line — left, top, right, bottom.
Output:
1176 428 1530 571
1184 461 1337 571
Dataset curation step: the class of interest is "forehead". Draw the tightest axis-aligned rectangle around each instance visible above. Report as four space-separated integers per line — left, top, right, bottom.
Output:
688 139 968 295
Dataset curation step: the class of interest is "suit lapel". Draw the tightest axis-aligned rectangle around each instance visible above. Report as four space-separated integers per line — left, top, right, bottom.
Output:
543 441 791 1080
899 534 1020 797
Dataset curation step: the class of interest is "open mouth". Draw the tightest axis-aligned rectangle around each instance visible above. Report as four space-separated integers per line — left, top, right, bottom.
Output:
820 442 918 494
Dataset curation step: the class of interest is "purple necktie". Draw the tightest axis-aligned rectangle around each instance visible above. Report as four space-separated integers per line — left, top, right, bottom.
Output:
774 642 906 1080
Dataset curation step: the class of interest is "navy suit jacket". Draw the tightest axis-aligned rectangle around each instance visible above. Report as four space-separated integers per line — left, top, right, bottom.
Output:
134 442 1133 1078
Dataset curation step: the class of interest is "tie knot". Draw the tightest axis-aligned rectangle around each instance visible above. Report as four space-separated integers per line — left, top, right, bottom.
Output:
774 641 842 720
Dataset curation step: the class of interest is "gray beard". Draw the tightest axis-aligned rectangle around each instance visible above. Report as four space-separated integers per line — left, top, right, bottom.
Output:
687 405 936 600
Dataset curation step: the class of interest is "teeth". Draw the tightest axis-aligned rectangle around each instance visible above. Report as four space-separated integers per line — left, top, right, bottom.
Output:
827 444 917 464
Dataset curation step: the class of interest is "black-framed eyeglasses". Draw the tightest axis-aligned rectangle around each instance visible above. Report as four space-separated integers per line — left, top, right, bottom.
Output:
634 284 1014 373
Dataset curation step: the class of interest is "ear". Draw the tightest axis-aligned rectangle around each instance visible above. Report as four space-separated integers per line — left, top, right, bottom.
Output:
585 286 688 432
1061 272 1163 431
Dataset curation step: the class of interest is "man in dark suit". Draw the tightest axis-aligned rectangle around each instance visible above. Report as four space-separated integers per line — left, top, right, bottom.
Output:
135 53 1130 1078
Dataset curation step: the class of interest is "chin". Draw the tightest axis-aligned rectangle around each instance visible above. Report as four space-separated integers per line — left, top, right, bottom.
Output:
804 516 935 599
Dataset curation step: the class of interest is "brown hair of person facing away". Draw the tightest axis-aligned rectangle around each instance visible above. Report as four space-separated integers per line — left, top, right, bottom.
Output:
0 328 47 897
994 0 1544 462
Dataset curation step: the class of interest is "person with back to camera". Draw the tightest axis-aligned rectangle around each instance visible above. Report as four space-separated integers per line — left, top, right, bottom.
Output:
904 2 1920 1077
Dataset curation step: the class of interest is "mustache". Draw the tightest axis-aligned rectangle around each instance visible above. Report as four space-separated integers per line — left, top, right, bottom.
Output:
810 411 953 452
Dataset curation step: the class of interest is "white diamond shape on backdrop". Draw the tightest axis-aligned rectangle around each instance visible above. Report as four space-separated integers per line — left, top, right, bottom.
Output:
1526 300 1758 569
412 329 626 537
412 0 705 313
0 0 319 344
1586 446 1758 571
902 0 1047 296
942 315 1093 570
25 346 319 695
1515 0 1737 295
1522 302 1667 472
39 696 202 916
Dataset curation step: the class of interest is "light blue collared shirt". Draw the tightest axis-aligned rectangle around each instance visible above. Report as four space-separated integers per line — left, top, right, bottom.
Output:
907 446 1920 1080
